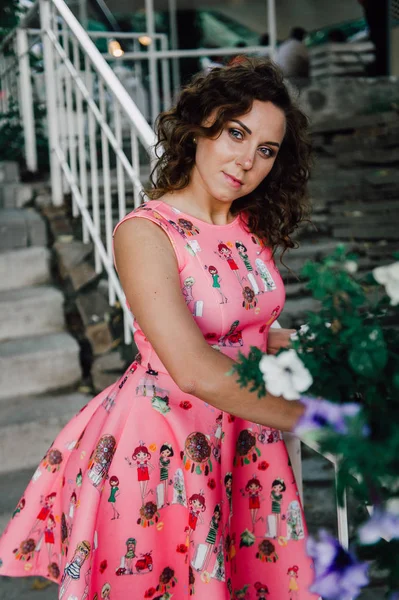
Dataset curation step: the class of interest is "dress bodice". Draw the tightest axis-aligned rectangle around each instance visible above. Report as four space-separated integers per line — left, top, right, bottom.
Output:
113 200 285 373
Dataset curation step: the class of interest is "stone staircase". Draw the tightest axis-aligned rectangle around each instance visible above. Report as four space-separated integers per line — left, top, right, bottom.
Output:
0 161 88 536
278 110 399 332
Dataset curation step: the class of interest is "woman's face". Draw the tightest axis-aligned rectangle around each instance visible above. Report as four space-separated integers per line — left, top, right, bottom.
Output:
192 100 286 204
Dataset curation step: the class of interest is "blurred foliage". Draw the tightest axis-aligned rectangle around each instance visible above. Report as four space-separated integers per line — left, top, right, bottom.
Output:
0 0 23 45
0 98 49 170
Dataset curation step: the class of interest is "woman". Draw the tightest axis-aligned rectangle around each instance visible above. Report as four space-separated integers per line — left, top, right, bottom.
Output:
0 58 318 598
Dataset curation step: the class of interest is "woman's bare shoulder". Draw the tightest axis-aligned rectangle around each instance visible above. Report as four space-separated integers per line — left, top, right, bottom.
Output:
114 212 175 257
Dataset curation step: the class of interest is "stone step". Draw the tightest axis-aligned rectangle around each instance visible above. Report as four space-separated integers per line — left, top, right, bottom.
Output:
337 147 399 168
0 332 81 400
333 224 399 241
310 110 398 136
0 391 89 477
330 198 399 214
92 350 127 392
331 129 399 153
302 454 334 483
0 208 47 251
0 182 35 209
279 297 321 328
0 572 58 598
329 213 398 227
282 240 348 260
364 168 399 189
36 167 150 209
0 247 50 291
54 239 93 278
0 161 19 184
0 286 65 342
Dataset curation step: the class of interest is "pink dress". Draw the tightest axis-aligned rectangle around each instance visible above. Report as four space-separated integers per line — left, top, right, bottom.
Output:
0 200 319 599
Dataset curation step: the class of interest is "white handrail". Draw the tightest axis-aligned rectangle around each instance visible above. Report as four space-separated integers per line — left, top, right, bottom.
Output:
50 0 156 151
118 45 273 61
26 28 168 40
16 29 37 172
301 437 349 550
46 28 145 194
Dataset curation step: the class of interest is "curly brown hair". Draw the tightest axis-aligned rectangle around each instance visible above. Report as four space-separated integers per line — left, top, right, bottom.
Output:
146 58 312 255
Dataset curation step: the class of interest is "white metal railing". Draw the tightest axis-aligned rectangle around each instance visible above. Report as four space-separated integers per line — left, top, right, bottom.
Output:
0 0 160 343
302 438 349 549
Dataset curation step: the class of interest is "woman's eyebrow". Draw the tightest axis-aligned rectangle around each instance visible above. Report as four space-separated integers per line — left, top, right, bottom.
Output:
231 119 280 148
232 119 252 135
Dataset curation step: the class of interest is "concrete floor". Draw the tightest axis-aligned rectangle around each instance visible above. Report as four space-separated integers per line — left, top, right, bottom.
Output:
0 576 57 600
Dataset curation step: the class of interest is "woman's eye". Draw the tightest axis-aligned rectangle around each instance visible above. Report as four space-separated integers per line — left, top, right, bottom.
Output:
229 128 243 140
259 147 274 158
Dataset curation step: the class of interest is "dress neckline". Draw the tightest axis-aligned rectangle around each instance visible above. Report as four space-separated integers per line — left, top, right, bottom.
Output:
153 200 241 228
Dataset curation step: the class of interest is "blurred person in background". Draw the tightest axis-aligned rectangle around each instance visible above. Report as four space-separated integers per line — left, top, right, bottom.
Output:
201 52 225 73
357 0 389 76
327 29 347 43
228 41 248 66
275 27 310 83
258 33 270 57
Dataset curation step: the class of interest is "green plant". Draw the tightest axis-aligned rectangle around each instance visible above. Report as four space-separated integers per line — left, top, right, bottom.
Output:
0 98 49 171
0 0 23 45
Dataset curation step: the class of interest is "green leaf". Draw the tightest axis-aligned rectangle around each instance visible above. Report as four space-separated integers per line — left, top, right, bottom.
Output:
239 529 256 548
349 327 388 377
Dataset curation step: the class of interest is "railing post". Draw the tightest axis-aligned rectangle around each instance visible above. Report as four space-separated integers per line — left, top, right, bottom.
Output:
1 54 11 115
145 0 160 126
333 460 349 550
283 433 303 504
160 35 172 111
16 28 38 173
39 0 63 205
267 0 277 60
168 0 180 95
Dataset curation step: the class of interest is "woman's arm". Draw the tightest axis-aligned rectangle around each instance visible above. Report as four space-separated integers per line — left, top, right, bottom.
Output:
267 327 296 355
114 218 304 431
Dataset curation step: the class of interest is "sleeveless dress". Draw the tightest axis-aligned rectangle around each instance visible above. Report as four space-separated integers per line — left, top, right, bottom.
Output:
0 200 319 600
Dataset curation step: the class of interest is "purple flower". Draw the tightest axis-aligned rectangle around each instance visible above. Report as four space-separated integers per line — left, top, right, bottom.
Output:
295 396 362 436
358 506 399 545
307 530 369 600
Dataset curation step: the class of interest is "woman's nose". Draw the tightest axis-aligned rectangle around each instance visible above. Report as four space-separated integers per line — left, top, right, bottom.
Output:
236 153 254 170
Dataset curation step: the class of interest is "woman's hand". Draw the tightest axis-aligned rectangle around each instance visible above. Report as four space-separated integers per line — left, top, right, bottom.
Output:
267 328 296 355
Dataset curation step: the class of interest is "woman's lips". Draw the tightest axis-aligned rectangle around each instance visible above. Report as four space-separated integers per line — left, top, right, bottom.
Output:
223 172 243 189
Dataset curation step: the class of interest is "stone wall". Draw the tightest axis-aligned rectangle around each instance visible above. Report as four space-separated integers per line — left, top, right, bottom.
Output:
297 76 399 125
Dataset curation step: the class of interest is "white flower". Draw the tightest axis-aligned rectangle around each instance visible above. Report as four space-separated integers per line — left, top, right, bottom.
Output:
290 324 316 342
387 498 399 514
344 260 358 274
259 349 313 400
358 503 399 545
372 261 399 306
